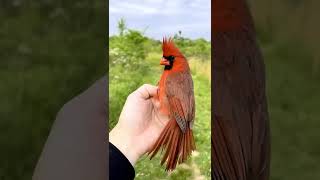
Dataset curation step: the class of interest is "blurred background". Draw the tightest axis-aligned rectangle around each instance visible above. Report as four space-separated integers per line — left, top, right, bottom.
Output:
248 1 320 179
109 0 211 179
0 1 106 179
2 0 319 180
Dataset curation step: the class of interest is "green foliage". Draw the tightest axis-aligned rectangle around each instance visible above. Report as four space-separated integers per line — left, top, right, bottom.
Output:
262 39 320 180
117 18 127 36
248 1 320 178
109 21 211 179
0 2 106 179
109 23 211 130
173 35 211 61
109 27 151 129
132 72 211 180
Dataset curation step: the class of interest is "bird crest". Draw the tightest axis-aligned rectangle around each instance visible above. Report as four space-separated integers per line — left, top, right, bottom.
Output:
162 37 183 57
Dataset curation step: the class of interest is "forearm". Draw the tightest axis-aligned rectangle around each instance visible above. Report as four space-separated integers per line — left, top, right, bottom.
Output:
33 78 107 180
109 125 141 166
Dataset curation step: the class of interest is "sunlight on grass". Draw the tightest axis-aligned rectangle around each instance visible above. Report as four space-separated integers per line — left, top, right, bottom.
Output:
109 27 211 179
189 58 211 83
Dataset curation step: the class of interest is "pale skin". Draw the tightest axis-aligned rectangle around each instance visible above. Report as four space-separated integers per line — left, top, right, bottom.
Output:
109 84 169 165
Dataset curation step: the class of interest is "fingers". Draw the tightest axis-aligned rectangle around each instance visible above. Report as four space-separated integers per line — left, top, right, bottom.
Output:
151 97 161 109
134 84 158 99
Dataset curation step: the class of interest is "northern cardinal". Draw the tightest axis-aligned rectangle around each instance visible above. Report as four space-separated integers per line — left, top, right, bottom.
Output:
148 38 196 171
212 0 270 179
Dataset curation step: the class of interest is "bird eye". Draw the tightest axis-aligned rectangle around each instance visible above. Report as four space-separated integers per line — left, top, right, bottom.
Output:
168 56 175 61
163 55 175 61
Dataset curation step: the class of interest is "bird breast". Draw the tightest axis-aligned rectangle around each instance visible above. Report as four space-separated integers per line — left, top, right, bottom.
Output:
158 71 170 115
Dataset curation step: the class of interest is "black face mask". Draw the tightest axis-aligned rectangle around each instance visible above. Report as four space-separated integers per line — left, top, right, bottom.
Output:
163 55 175 70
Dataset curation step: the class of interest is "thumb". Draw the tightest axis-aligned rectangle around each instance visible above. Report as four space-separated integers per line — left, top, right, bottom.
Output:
134 84 158 99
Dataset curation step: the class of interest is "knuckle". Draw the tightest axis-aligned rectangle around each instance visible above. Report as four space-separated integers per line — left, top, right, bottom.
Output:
142 84 149 89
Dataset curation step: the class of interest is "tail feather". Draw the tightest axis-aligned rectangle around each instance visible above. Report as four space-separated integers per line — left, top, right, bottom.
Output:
148 122 171 159
160 127 176 165
179 133 185 164
149 119 195 171
166 129 178 168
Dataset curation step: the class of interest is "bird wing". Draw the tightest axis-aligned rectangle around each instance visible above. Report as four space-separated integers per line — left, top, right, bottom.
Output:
212 0 270 178
165 72 195 133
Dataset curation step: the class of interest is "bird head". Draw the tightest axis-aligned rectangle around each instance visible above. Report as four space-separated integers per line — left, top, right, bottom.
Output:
160 37 187 71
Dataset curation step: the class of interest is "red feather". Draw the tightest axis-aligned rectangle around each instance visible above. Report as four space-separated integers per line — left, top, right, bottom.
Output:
212 0 271 179
148 38 196 171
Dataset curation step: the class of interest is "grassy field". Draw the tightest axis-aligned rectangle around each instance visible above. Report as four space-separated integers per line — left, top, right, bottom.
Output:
109 27 211 179
246 1 320 179
0 2 106 179
1 2 319 179
262 41 320 180
134 55 211 180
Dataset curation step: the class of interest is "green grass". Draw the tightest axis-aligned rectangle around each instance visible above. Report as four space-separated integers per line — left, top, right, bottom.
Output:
109 32 211 179
262 41 320 180
0 2 106 179
133 60 211 180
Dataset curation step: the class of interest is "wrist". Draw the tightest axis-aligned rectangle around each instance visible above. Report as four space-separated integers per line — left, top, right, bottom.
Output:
109 125 141 166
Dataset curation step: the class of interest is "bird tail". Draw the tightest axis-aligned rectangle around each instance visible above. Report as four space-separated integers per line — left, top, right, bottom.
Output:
148 119 196 171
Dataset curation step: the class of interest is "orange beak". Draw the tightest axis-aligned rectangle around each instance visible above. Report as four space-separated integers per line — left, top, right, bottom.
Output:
160 57 170 66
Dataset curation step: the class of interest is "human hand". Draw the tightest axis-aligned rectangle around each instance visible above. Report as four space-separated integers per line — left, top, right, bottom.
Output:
109 84 169 166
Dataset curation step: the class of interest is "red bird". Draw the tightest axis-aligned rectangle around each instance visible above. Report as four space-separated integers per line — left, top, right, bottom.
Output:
212 0 270 179
148 38 196 171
